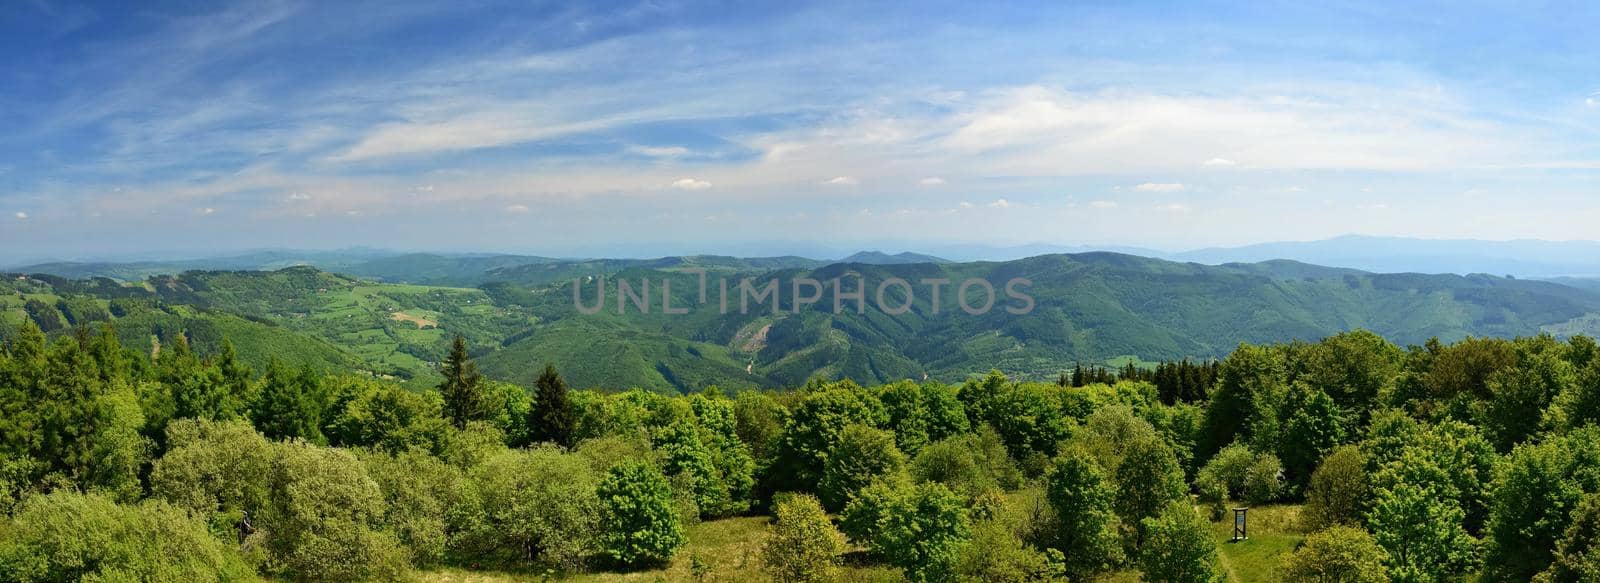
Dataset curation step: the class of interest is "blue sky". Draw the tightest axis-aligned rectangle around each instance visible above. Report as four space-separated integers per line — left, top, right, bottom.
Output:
2 0 1597 261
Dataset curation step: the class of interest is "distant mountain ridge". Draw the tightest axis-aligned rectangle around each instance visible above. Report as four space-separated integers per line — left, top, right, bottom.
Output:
10 251 1600 392
14 235 1600 281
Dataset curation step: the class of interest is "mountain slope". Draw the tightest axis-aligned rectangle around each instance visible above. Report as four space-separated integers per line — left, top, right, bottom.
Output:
8 252 1600 392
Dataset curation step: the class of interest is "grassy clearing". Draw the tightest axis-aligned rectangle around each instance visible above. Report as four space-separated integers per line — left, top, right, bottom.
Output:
1210 503 1305 583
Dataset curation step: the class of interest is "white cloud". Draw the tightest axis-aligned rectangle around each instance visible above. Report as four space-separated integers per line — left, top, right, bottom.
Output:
1356 203 1389 211
1155 203 1190 213
201 207 215 215
1202 158 1237 167
671 178 712 190
13 212 26 220
1284 186 1306 193
1134 183 1185 192
631 145 690 157
823 176 858 186
288 192 313 201
1089 200 1118 209
988 198 1011 208
958 201 973 208
919 176 946 186
504 204 530 213
1588 92 1600 107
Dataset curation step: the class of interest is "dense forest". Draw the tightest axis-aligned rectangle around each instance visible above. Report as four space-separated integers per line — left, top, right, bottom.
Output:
4 314 1600 582
7 251 1600 394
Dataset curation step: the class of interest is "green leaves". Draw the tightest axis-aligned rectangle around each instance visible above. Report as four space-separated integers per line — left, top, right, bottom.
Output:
596 461 684 567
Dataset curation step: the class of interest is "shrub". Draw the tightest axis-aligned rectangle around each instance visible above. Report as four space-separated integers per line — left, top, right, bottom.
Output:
460 446 598 569
841 481 971 582
1243 453 1283 504
0 491 257 582
956 519 1056 583
362 450 468 567
1138 502 1219 583
261 441 408 581
761 493 846 582
597 461 685 567
1303 445 1369 530
1282 526 1389 583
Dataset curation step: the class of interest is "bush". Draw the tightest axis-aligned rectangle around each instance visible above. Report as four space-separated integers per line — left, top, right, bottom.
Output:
460 446 599 569
262 441 408 581
597 461 685 567
956 519 1057 583
1282 526 1389 583
820 424 906 510
0 491 257 582
761 493 846 582
1243 453 1283 504
362 450 468 567
841 481 971 582
1303 445 1368 531
1138 502 1219 583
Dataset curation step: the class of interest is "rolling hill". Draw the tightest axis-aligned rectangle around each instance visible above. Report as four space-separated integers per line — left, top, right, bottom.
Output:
7 252 1600 393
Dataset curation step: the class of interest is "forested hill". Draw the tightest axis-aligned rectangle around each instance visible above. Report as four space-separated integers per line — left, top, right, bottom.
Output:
5 252 1600 392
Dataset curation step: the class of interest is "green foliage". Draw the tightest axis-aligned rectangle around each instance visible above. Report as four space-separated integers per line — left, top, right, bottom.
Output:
1368 447 1479 582
529 363 576 447
150 419 276 519
1279 382 1347 489
774 383 885 491
1244 453 1284 505
841 481 971 582
1537 493 1600 583
1303 445 1370 531
322 375 450 454
596 461 685 567
460 446 599 569
439 335 489 429
1138 502 1219 583
1043 447 1124 579
261 441 408 581
1486 428 1600 582
819 423 907 510
761 493 846 583
251 359 325 443
955 518 1058 583
1115 433 1188 539
1281 526 1390 583
1483 348 1576 451
880 381 968 455
362 450 467 567
1199 343 1288 463
0 491 257 582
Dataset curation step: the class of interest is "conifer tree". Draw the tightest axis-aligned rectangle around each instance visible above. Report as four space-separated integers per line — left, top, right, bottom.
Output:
529 363 575 446
438 335 487 429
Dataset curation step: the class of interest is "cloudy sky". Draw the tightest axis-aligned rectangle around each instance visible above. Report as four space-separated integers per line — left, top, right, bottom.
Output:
2 0 1597 260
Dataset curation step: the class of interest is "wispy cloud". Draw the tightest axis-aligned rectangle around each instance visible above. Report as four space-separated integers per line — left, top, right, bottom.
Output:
1135 183 1186 192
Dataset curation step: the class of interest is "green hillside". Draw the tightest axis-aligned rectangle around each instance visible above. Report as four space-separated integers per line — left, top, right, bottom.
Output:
7 252 1600 393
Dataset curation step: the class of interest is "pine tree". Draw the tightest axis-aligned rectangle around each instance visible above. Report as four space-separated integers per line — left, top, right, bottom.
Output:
529 363 575 446
438 335 487 429
252 359 323 443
